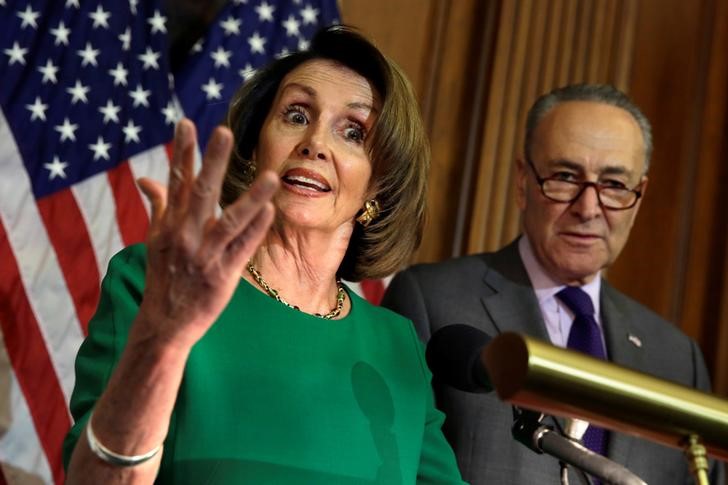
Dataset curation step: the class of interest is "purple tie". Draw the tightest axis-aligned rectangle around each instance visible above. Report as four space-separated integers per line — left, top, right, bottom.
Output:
556 286 608 456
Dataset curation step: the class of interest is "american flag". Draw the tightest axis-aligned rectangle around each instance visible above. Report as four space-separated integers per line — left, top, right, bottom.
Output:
0 0 339 483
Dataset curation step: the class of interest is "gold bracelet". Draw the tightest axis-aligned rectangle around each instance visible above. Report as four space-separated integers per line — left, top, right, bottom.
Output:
85 411 162 467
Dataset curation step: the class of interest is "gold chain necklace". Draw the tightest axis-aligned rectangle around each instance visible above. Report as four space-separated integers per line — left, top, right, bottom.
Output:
246 262 346 320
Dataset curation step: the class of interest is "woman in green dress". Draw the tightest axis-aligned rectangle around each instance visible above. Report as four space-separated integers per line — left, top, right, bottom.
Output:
63 26 464 484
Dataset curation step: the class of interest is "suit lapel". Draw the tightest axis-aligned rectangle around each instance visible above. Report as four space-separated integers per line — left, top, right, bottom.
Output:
479 241 564 444
600 281 646 463
479 240 550 341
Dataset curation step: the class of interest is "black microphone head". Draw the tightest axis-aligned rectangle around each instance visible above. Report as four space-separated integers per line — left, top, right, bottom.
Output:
426 324 493 393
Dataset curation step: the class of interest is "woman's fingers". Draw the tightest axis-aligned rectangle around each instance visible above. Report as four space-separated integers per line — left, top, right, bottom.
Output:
226 201 275 269
150 119 277 278
166 119 197 222
187 126 233 225
137 177 167 230
203 170 279 257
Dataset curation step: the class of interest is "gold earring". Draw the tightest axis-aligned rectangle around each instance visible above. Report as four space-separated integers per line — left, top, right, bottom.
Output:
356 199 380 227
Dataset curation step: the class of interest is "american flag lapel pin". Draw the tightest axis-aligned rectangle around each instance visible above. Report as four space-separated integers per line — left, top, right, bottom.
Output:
628 334 642 348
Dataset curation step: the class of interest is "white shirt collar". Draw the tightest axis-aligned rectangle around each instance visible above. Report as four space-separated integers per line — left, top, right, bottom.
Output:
518 234 602 325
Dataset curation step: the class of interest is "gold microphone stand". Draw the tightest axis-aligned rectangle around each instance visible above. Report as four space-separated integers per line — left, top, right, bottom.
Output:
684 434 709 485
483 333 728 485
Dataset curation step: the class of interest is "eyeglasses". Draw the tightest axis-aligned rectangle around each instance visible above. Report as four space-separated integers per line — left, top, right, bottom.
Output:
526 159 643 210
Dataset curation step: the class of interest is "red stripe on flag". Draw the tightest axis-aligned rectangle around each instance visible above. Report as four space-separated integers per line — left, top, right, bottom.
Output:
360 279 385 305
165 142 174 163
0 221 70 485
36 190 100 334
108 161 149 246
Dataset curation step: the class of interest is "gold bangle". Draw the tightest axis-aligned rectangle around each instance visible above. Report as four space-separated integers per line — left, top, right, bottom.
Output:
85 411 162 467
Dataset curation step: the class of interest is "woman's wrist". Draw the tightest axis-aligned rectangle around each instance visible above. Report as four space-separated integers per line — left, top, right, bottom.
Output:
86 410 163 467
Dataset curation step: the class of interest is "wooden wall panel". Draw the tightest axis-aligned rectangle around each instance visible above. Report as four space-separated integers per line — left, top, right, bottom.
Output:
341 0 492 262
609 0 711 318
673 0 728 392
416 0 497 262
339 1 436 106
464 0 638 255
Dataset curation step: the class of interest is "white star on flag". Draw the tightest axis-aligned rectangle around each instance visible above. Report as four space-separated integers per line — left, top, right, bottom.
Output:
4 42 28 66
301 5 319 24
119 28 132 51
122 119 142 143
54 117 79 142
248 32 266 54
239 63 256 81
211 47 233 68
26 97 49 121
282 15 300 36
44 156 69 180
147 10 167 34
67 80 91 104
50 21 71 46
138 47 161 70
220 16 242 35
201 78 224 100
88 136 112 161
77 42 101 67
98 100 121 123
17 5 40 29
162 100 182 125
38 59 59 84
129 85 151 107
88 5 111 29
256 2 275 22
108 62 129 86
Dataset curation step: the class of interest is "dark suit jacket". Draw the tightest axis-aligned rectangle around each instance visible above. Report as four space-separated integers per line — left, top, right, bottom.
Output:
382 239 725 485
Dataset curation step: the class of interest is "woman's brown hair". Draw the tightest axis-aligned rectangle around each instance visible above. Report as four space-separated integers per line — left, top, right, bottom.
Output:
223 25 429 281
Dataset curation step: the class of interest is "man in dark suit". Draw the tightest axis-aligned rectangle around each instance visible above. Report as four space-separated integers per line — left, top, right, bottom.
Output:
382 84 725 484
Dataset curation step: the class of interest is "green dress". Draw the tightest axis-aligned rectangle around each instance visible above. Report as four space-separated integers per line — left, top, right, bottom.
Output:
63 244 464 484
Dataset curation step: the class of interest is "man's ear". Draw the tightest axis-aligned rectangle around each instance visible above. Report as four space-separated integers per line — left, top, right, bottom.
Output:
633 175 649 213
516 157 527 210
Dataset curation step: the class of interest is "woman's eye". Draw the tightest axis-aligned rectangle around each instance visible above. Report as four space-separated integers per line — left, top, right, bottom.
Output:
343 124 365 143
283 107 308 124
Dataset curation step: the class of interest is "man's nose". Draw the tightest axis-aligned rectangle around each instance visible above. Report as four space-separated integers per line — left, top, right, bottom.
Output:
570 183 602 219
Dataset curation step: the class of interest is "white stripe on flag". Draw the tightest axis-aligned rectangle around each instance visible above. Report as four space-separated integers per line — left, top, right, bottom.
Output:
72 173 125 278
0 110 84 403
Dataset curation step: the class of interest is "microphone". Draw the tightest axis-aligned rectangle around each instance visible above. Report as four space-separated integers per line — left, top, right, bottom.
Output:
425 324 492 393
512 409 646 485
484 332 728 460
425 325 650 484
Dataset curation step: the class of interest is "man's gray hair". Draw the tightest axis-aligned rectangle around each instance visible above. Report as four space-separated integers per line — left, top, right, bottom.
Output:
524 84 653 172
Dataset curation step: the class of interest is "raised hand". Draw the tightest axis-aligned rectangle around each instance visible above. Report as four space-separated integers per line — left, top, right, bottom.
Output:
136 118 278 350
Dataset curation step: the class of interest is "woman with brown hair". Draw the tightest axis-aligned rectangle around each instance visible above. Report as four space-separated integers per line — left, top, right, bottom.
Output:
63 26 464 484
